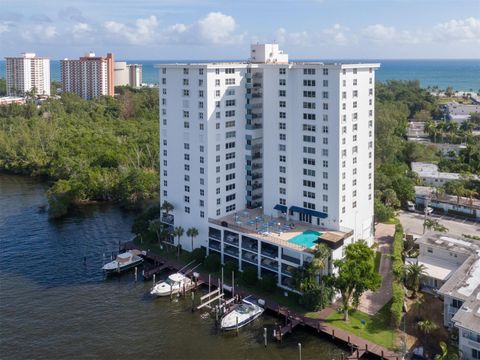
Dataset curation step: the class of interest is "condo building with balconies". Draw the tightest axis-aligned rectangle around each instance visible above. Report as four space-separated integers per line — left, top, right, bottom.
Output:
157 44 379 290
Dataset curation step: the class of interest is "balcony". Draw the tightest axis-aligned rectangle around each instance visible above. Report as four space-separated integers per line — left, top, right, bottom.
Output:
224 230 239 246
224 245 239 258
261 243 278 259
261 257 278 272
252 152 262 160
161 213 174 225
209 239 221 251
208 227 221 241
242 236 258 252
252 182 262 190
281 263 295 276
242 250 258 264
281 253 301 265
252 163 262 170
252 173 262 180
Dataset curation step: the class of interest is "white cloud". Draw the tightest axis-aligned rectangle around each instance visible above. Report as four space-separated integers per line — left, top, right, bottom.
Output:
104 12 244 46
71 23 92 37
0 22 10 34
197 12 238 44
322 24 351 46
105 15 158 45
21 24 58 42
434 17 480 43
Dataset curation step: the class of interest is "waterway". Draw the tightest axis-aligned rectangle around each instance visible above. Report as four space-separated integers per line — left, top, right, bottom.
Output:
0 174 347 359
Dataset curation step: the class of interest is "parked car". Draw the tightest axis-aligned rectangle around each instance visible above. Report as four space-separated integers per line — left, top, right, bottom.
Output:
407 201 416 212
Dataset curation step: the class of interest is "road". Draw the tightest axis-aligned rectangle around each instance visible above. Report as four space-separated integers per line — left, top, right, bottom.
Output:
398 210 480 237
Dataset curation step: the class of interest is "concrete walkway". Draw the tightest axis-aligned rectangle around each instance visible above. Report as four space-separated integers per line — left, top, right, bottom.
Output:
357 223 396 315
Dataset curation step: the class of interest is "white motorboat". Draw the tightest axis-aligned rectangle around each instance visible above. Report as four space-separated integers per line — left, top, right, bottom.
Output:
150 272 194 297
220 296 265 331
102 250 144 274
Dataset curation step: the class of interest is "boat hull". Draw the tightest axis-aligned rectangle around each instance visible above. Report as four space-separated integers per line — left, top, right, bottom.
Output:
221 311 263 331
103 258 143 275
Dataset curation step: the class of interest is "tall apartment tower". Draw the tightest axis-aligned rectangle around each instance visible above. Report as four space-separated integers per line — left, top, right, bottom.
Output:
61 52 114 99
5 53 50 96
114 62 142 88
158 45 379 289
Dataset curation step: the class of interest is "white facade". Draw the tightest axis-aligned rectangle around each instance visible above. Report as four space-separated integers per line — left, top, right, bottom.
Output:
5 53 50 97
157 45 378 288
114 61 129 86
114 62 142 88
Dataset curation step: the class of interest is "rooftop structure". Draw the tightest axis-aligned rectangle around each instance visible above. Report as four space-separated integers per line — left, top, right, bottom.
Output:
411 162 479 186
446 102 480 124
415 233 480 359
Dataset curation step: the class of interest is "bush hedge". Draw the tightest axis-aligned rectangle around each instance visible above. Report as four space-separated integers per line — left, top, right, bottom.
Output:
259 274 277 292
189 248 206 264
392 223 404 280
390 222 405 327
204 253 221 272
241 267 258 286
391 281 404 327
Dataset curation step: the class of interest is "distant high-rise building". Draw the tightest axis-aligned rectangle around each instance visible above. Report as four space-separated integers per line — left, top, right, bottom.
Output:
5 53 51 97
114 61 142 88
61 52 114 100
128 64 142 88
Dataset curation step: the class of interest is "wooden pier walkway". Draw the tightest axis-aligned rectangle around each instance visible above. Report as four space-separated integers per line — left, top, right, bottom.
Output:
122 242 403 360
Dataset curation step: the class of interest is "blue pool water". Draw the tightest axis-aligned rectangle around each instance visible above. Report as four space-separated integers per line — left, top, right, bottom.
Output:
288 230 322 248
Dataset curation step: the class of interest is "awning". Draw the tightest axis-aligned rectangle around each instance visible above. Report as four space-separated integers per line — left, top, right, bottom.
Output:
274 204 288 212
289 206 328 219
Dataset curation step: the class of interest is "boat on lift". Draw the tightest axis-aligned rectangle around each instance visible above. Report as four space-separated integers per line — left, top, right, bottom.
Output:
220 296 265 331
150 261 200 297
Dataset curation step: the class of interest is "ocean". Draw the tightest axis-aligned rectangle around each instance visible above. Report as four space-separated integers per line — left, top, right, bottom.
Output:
0 59 479 91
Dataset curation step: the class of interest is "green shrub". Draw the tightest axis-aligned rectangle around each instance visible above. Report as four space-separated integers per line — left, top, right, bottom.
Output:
241 267 258 285
391 280 404 327
189 248 206 263
204 253 221 272
259 274 277 292
392 223 404 280
223 261 239 278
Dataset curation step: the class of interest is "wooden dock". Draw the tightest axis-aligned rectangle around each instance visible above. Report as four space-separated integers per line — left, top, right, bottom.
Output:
122 242 403 360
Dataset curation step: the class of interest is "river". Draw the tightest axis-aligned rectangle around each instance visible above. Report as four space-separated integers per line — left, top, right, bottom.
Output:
0 174 347 359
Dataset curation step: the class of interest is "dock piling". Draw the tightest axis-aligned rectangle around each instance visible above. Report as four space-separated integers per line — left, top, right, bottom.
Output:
236 316 239 336
134 266 137 282
153 274 156 286
191 291 195 312
264 327 267 348
298 343 302 360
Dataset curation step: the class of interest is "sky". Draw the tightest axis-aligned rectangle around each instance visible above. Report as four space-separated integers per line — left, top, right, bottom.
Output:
0 0 479 60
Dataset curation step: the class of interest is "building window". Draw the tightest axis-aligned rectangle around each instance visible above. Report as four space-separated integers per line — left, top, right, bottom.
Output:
185 207 190 213
279 79 286 86
279 90 286 97
323 69 328 75
304 68 316 75
279 68 286 75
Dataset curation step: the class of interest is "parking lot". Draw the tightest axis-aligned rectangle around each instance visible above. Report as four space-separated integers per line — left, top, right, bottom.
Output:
398 210 480 238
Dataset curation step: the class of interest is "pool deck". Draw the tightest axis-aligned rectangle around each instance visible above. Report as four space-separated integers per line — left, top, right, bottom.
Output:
209 208 352 252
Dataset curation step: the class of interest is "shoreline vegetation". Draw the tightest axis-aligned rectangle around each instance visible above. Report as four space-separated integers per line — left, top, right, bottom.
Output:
0 87 159 218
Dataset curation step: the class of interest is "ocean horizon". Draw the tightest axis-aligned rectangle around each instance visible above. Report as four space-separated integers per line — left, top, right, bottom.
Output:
1 59 479 91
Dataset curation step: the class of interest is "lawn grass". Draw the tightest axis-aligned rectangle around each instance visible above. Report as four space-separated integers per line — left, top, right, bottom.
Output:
374 251 382 273
326 303 397 350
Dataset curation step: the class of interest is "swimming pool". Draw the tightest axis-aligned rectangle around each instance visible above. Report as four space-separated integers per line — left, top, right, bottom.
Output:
288 230 322 248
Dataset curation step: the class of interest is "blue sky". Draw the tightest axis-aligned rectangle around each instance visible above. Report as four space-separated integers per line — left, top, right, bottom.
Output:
1 0 479 59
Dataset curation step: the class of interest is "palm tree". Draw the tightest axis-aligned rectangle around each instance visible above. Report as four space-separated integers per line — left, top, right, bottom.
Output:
173 226 184 257
417 319 438 335
160 200 174 216
423 218 448 234
310 243 331 277
148 220 162 245
405 263 427 298
186 227 199 252
435 341 459 360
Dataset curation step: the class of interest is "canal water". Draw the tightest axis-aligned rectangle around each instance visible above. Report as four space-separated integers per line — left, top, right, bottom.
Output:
0 174 347 359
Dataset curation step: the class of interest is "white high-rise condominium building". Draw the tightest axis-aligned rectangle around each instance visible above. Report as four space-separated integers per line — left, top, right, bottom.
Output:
157 44 379 289
5 53 51 97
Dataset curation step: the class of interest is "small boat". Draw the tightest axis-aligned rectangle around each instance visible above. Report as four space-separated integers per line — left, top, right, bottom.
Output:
150 272 194 296
220 296 265 331
102 250 144 274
